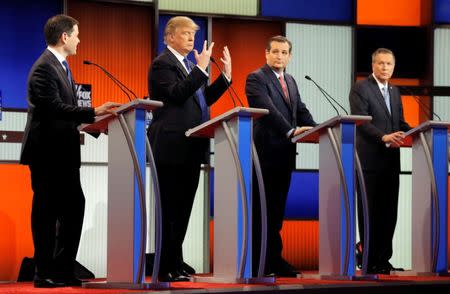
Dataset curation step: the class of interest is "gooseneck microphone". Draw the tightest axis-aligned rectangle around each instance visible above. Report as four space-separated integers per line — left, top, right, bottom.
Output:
305 75 349 116
83 60 138 102
210 56 244 107
400 86 442 121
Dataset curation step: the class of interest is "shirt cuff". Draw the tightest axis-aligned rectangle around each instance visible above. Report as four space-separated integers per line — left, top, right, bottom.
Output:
286 128 295 138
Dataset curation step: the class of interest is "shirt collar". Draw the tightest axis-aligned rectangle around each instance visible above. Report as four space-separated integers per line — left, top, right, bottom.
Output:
372 73 388 91
47 46 66 66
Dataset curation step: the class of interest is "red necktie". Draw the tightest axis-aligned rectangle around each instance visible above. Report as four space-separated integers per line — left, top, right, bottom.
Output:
279 74 290 105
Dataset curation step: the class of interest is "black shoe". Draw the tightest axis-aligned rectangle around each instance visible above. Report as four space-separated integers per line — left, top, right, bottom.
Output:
181 261 196 275
159 270 190 282
367 265 390 275
63 277 85 286
34 278 66 288
177 268 191 277
273 259 300 277
384 262 404 272
355 242 363 269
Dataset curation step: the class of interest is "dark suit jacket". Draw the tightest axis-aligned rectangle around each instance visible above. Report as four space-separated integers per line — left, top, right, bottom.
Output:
246 64 316 168
147 48 230 165
20 49 95 168
349 75 411 172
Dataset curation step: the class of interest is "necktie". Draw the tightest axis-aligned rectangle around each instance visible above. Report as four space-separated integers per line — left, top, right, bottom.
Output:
382 86 391 114
278 73 290 105
62 60 73 86
183 57 208 122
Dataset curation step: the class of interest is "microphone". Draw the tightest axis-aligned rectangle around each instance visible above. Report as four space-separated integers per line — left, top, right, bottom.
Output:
209 56 244 107
83 60 138 102
399 86 441 121
305 75 342 116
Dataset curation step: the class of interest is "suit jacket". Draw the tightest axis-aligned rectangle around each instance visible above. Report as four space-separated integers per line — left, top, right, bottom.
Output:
20 49 95 168
349 75 411 172
147 48 229 165
246 64 316 168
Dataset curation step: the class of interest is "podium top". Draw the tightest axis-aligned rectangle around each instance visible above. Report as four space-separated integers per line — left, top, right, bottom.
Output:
185 107 269 138
404 120 450 138
292 115 372 144
80 99 163 133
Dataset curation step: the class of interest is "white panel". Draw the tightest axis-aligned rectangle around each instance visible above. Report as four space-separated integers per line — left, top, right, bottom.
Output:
0 111 27 161
286 23 352 169
400 147 412 172
80 133 108 163
77 164 108 278
434 28 450 121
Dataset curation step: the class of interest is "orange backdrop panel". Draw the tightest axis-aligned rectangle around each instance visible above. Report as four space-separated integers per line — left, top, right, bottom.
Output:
67 0 153 106
357 0 425 26
210 19 283 118
0 164 33 281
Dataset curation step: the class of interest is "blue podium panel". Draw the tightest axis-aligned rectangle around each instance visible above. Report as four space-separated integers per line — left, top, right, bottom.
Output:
435 0 450 24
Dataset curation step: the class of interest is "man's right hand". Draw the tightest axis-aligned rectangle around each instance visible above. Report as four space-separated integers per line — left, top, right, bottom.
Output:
94 102 121 116
194 40 214 70
382 131 405 148
293 126 313 137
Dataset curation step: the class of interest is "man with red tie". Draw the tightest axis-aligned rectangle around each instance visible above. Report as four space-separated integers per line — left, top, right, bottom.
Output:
246 35 316 277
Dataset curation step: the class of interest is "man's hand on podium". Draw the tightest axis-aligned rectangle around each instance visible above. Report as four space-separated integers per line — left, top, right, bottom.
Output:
94 102 121 116
293 126 314 137
382 131 405 148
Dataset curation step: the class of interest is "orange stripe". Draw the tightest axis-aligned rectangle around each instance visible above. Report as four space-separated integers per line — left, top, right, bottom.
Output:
357 0 426 26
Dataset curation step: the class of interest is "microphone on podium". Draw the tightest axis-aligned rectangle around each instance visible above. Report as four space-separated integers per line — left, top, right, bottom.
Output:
399 86 442 121
83 60 137 102
209 56 244 107
305 75 348 116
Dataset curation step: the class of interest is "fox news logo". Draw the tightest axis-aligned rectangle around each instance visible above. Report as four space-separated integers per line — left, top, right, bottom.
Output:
76 84 92 107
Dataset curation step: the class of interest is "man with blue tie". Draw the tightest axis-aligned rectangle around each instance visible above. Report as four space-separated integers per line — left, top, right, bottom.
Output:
147 16 232 282
246 35 316 277
20 14 119 288
349 48 411 274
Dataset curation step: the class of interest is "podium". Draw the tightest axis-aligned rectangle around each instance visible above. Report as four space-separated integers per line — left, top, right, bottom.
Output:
292 115 372 280
402 120 449 276
80 99 168 289
185 107 273 283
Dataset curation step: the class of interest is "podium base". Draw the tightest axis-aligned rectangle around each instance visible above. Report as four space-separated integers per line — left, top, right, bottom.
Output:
192 275 275 284
83 281 170 289
396 270 450 277
300 272 378 281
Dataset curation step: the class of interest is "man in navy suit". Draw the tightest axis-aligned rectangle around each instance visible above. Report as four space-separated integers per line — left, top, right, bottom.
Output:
246 35 316 277
349 48 411 274
147 16 231 282
20 15 119 288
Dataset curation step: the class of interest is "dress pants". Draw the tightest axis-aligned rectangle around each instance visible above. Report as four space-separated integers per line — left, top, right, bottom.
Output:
156 161 201 274
356 169 400 268
29 165 85 280
252 164 293 274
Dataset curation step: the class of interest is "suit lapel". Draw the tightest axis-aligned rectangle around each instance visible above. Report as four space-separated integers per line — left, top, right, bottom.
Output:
165 48 202 110
368 75 391 119
388 85 399 123
45 50 78 105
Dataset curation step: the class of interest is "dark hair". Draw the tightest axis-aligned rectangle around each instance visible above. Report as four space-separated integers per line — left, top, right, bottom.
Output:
371 48 396 63
44 14 79 46
266 35 292 53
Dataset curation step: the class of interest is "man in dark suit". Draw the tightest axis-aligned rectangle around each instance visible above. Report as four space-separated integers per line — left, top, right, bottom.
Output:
20 15 119 288
147 16 231 282
246 35 316 277
349 48 411 274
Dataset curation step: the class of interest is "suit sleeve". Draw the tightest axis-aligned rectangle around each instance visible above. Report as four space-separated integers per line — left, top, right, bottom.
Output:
30 63 95 123
204 74 230 106
349 83 385 142
246 72 293 136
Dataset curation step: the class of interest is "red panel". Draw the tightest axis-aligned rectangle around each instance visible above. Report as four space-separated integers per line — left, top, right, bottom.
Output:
67 0 153 106
0 164 33 280
210 19 283 118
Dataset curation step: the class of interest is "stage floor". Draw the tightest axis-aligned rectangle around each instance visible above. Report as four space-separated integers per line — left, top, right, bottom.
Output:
2 272 450 293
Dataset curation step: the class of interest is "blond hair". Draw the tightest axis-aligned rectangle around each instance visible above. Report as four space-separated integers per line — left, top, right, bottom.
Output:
164 16 199 44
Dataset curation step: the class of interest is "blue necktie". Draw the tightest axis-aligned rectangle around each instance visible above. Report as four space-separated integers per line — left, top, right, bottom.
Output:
183 57 208 123
62 60 73 86
382 86 391 114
